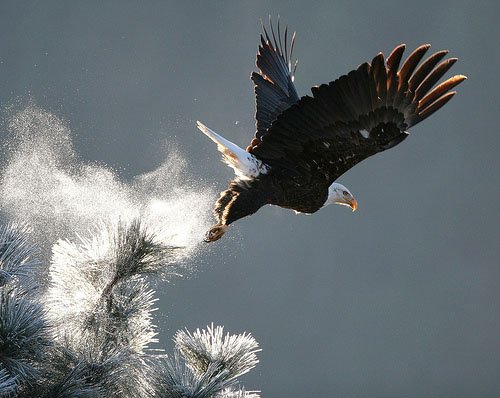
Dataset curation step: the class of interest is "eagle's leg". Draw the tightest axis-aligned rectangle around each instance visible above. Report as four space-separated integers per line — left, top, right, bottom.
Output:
205 224 229 242
205 189 233 242
205 182 270 242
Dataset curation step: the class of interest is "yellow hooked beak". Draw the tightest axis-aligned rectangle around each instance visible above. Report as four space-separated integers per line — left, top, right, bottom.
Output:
335 196 358 212
349 197 358 212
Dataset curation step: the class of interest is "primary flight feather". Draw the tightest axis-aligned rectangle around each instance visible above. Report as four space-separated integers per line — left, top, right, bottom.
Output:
198 18 466 242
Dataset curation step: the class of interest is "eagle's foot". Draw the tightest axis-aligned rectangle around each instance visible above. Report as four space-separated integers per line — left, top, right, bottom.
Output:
204 224 228 242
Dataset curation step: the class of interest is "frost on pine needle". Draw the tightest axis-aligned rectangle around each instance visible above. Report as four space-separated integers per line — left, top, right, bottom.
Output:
174 324 260 380
0 287 51 387
216 387 261 398
111 219 181 279
46 218 177 352
21 346 104 398
0 224 49 396
41 218 185 396
150 351 260 398
0 223 40 290
0 220 263 397
20 344 144 398
151 352 221 398
0 367 17 397
150 325 261 398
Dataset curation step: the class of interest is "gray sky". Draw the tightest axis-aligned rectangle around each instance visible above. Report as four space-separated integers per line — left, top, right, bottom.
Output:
1 1 499 397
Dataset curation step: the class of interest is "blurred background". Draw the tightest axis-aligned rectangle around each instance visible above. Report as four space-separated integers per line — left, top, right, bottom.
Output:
0 1 499 396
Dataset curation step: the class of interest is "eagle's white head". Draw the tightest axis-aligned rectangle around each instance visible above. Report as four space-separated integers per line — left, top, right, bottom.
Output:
325 183 358 212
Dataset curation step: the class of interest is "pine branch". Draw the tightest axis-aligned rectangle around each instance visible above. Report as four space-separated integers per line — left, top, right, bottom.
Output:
47 219 175 351
174 324 260 381
0 287 51 389
44 218 183 396
216 387 261 398
149 325 261 398
19 346 103 398
0 224 40 291
0 367 17 397
0 225 50 395
149 352 240 398
0 219 262 397
111 219 181 281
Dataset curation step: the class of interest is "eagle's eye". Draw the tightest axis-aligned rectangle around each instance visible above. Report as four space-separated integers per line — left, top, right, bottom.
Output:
342 190 349 196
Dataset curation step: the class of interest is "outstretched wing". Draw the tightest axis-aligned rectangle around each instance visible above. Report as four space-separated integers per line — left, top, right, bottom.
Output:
249 44 466 184
249 18 300 147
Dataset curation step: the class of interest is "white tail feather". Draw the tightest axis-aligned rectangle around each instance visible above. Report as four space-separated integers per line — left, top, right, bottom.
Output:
196 121 270 180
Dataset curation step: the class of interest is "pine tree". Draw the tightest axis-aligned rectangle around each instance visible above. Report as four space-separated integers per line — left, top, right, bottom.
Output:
0 222 260 397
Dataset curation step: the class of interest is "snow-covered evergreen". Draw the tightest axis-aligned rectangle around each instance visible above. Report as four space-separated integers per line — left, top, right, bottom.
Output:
0 222 260 397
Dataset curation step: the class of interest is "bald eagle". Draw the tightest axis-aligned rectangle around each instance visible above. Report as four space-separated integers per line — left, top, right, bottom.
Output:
198 20 466 242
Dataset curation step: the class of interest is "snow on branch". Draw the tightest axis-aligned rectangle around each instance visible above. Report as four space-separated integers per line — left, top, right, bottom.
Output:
0 288 51 384
150 325 261 398
175 324 260 381
46 219 179 353
0 223 40 291
0 224 51 396
0 368 17 397
0 220 261 397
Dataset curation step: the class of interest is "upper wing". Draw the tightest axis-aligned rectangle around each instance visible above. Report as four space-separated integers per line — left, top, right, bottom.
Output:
249 18 300 146
248 44 466 184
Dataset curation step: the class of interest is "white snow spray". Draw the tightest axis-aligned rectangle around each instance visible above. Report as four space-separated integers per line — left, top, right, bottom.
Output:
0 106 214 261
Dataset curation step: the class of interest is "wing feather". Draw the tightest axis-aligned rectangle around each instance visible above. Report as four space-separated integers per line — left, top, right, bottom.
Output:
252 18 300 140
371 54 387 105
418 75 467 111
408 50 448 92
414 58 458 101
249 44 466 186
414 91 457 124
386 44 406 104
398 44 431 90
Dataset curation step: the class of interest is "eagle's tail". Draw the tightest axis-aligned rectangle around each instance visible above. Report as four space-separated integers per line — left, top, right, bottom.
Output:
196 121 270 180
